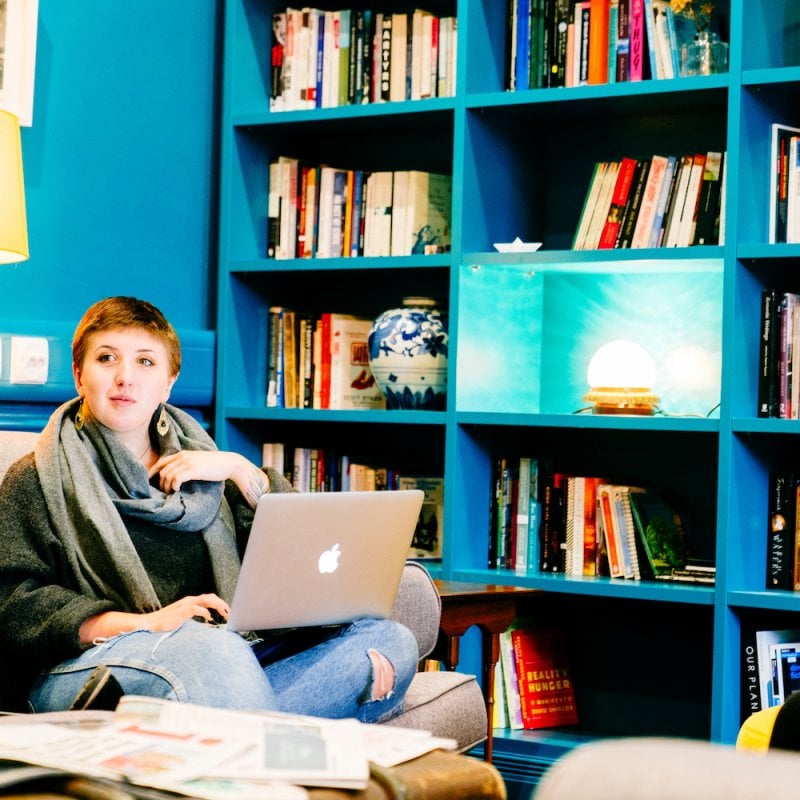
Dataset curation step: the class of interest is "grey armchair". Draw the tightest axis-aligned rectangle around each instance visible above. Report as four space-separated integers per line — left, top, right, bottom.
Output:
532 736 800 800
0 430 487 751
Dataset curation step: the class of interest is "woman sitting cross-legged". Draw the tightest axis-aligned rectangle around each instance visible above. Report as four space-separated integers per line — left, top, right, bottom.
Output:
0 296 418 717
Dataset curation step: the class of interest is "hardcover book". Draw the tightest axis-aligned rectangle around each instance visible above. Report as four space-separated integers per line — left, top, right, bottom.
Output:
511 626 579 729
627 487 688 577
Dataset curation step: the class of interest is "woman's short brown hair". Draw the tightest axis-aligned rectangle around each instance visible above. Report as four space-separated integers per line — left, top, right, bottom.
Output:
72 296 181 377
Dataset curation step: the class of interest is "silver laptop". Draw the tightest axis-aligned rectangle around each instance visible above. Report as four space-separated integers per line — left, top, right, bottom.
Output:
226 489 425 631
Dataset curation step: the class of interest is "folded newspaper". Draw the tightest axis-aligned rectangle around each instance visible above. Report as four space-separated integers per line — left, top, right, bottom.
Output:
0 696 457 797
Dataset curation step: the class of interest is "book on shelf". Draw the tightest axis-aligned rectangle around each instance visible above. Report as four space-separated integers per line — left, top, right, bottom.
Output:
565 476 602 576
630 154 668 248
398 475 444 559
328 315 385 410
598 156 637 248
628 0 645 81
626 486 690 579
769 123 800 244
741 626 760 721
692 151 724 245
675 152 707 247
663 153 694 246
614 157 650 248
499 626 524 730
587 0 610 84
492 654 510 729
572 161 609 250
788 135 800 244
754 629 800 710
607 0 621 84
766 471 798 591
511 625 579 730
391 170 452 256
514 456 542 575
757 290 800 419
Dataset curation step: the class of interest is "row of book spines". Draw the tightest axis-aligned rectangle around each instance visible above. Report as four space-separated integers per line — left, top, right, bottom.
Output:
507 0 694 91
508 0 642 90
487 456 543 573
573 150 726 252
765 471 800 592
488 459 702 583
494 624 579 731
268 159 452 260
267 308 385 412
263 442 409 493
271 8 457 113
757 290 800 420
488 459 608 575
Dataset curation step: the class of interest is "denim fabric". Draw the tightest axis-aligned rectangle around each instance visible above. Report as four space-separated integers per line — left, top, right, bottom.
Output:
28 619 418 723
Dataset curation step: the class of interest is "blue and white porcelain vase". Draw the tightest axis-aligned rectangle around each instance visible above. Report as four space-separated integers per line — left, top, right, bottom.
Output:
367 297 448 410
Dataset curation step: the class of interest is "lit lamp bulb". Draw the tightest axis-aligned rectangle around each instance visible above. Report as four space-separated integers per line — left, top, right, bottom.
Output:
584 339 660 415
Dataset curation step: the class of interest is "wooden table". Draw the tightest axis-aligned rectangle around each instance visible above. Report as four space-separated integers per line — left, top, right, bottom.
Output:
431 580 542 763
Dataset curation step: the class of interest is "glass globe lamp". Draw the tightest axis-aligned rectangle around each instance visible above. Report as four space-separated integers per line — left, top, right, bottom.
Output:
584 339 660 415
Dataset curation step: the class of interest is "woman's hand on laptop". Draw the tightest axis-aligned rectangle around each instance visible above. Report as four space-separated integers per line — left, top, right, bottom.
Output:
149 451 269 509
78 594 230 643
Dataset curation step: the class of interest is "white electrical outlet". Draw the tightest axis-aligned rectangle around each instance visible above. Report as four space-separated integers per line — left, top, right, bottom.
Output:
9 336 49 384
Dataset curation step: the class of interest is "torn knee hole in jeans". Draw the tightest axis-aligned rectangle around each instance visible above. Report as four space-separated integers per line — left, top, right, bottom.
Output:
366 648 395 703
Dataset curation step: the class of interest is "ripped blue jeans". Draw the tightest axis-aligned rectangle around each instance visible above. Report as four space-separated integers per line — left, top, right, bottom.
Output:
28 619 418 723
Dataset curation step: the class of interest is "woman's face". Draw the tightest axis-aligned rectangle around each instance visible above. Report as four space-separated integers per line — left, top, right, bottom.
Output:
73 327 177 440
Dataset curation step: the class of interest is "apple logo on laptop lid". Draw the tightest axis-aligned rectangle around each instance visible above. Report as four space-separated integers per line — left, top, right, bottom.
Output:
318 543 341 574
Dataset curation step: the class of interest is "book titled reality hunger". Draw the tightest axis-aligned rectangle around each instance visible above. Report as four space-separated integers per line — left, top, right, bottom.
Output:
511 626 578 730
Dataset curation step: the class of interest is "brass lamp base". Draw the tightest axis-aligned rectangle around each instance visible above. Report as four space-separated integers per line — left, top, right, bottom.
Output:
584 387 660 416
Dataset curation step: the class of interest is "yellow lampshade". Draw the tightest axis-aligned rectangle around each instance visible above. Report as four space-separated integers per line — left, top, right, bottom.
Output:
0 110 29 264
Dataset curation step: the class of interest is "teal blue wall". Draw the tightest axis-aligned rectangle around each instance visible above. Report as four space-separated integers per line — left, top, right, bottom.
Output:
5 0 221 329
0 2 220 425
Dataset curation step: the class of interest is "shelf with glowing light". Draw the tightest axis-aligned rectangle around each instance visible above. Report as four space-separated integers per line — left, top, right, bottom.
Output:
456 256 722 418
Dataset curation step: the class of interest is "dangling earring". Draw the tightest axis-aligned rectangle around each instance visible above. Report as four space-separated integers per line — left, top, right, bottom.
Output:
75 399 86 431
156 406 169 436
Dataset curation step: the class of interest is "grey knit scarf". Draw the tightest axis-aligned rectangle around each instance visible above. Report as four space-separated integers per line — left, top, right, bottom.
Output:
34 398 241 612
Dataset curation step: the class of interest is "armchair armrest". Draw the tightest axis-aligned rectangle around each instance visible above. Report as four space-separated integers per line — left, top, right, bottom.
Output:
390 561 441 660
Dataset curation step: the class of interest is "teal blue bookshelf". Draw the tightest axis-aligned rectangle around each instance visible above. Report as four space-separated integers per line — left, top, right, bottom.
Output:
215 0 800 773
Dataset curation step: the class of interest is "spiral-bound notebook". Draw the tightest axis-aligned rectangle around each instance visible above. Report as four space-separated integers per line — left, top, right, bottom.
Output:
227 489 424 632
